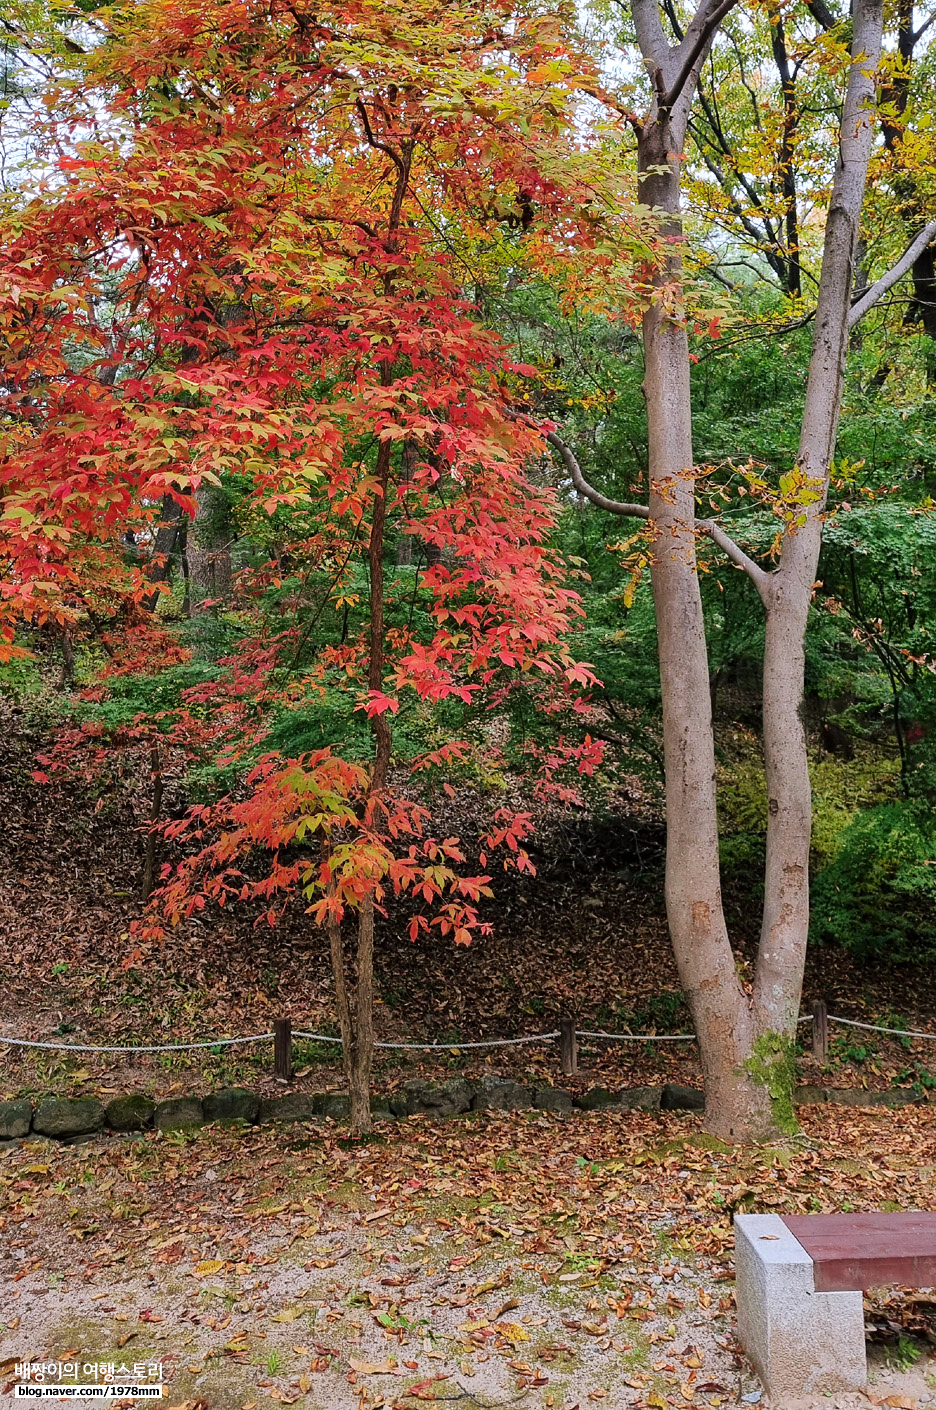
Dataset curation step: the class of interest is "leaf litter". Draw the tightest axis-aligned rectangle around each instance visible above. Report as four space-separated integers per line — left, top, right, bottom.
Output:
4 1107 936 1408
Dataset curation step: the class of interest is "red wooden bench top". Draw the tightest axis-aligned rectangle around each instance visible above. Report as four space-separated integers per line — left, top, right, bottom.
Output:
781 1212 936 1292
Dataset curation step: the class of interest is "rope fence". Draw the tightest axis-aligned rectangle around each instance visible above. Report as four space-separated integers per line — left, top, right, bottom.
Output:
0 1004 931 1075
294 1031 560 1050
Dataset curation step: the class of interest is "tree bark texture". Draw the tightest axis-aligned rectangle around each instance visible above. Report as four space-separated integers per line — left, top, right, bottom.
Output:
188 483 232 610
328 898 376 1136
142 494 184 612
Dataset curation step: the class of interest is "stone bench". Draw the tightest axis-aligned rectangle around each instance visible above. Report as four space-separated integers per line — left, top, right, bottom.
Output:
735 1211 936 1400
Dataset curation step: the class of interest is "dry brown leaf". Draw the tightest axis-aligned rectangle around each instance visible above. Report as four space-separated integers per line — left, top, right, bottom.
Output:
348 1358 401 1376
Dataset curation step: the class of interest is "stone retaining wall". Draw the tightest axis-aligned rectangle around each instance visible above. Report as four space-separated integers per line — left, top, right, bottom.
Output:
0 1079 925 1142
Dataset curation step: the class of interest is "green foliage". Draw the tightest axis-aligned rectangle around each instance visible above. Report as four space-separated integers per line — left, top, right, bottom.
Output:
717 748 899 869
811 799 936 958
0 653 43 697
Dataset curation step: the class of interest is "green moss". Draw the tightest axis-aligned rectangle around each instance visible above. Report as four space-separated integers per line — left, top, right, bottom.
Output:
743 1032 799 1136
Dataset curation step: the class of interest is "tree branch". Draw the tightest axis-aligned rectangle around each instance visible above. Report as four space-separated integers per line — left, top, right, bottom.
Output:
698 517 772 601
544 429 772 603
545 430 649 519
355 98 406 176
848 219 936 328
912 9 936 44
803 0 838 30
663 0 741 114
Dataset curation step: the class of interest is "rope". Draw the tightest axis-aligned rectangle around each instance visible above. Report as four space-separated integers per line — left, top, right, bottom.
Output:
295 1031 561 1050
828 1015 936 1041
577 1030 696 1043
2 1014 934 1056
0 1034 274 1053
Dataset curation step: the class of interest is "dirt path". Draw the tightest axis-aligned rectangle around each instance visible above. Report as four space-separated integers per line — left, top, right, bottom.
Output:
3 1107 936 1409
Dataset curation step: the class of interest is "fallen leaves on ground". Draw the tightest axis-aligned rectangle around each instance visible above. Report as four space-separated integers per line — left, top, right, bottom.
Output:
2 1107 936 1406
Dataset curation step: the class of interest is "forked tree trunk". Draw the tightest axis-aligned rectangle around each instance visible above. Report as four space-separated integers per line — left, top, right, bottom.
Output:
625 0 882 1138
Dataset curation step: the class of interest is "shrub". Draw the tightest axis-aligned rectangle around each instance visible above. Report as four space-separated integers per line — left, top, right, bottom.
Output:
810 801 936 958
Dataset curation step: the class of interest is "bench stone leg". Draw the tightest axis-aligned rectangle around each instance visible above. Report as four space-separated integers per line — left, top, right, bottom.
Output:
734 1213 866 1400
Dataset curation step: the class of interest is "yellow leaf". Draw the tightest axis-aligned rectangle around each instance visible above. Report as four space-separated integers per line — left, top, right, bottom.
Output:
192 1259 225 1277
348 1358 400 1375
497 1323 529 1343
271 1308 301 1323
298 1377 311 1394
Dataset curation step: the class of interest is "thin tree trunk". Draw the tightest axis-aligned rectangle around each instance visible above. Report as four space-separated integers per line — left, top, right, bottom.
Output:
328 896 376 1136
142 743 163 903
770 14 801 299
142 495 184 612
324 131 412 1135
57 627 75 690
396 442 415 566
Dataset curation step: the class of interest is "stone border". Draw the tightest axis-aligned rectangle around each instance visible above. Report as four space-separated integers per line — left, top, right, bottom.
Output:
0 1080 926 1142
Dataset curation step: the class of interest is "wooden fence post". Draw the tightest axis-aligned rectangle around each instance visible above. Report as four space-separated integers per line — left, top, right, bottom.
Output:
560 1017 577 1077
274 1017 293 1083
811 1000 828 1064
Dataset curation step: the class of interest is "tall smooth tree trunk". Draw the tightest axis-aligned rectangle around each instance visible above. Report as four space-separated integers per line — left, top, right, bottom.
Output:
754 0 882 1036
638 108 771 1140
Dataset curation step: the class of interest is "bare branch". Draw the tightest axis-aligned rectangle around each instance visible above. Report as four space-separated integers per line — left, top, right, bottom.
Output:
803 0 838 29
912 9 936 44
698 517 771 601
354 98 406 176
544 429 772 602
545 430 649 519
848 220 936 327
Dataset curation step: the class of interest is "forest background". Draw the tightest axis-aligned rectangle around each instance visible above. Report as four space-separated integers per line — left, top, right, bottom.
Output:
2 0 936 1138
